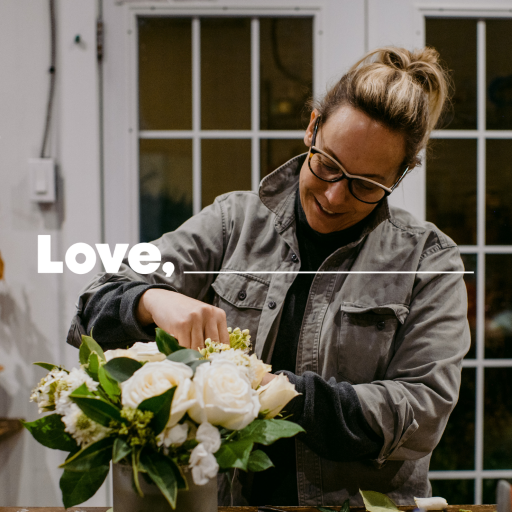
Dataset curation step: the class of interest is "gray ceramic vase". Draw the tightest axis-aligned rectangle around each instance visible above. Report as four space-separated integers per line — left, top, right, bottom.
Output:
113 462 218 512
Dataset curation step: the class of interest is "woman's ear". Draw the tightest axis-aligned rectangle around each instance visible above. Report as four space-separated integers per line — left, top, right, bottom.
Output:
303 110 319 147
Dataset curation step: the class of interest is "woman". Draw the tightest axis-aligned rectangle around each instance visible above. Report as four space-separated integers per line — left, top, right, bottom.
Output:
68 47 470 506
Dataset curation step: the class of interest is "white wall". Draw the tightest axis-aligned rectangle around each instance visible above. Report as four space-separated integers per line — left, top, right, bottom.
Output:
0 0 106 506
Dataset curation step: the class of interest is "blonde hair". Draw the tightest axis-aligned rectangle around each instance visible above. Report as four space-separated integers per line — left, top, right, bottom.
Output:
312 46 450 170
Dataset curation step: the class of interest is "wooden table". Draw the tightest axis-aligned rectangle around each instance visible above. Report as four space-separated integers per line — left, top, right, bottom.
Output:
0 506 497 512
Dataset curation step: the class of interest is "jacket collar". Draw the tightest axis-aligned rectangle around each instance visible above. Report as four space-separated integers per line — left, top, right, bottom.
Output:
259 153 391 236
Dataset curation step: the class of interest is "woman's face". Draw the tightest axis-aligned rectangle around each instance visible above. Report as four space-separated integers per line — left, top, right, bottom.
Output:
300 105 407 234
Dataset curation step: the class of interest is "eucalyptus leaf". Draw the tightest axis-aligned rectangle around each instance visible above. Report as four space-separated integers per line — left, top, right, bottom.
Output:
98 365 121 402
60 465 110 508
70 394 123 427
360 489 400 512
60 437 114 472
215 439 253 471
139 448 181 507
155 328 184 355
238 419 305 446
247 449 274 472
104 357 142 383
22 414 78 452
138 386 176 435
113 438 132 463
167 348 201 365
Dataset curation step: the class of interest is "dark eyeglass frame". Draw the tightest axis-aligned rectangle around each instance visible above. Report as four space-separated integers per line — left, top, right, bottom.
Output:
307 116 410 205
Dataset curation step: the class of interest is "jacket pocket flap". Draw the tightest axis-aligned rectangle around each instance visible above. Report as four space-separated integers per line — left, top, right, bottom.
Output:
212 272 269 309
340 303 410 324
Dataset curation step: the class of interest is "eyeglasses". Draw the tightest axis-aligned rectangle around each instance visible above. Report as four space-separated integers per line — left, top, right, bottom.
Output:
307 116 409 204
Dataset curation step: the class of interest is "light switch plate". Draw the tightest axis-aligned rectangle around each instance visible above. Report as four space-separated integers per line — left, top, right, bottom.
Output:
29 158 56 203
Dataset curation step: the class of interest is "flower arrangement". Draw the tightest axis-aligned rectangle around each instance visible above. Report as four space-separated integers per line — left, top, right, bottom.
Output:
24 328 303 508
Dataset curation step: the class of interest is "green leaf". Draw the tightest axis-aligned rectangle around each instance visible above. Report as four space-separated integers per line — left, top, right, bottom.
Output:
60 466 110 508
341 498 350 512
166 348 201 365
98 365 121 401
88 352 100 378
215 439 253 471
138 386 176 435
113 438 132 463
33 361 59 371
188 359 210 373
70 394 123 427
247 449 274 472
155 327 184 355
360 490 400 512
79 334 106 366
139 448 182 508
104 357 142 383
69 382 95 398
317 508 335 512
22 414 78 452
238 419 305 446
60 437 114 472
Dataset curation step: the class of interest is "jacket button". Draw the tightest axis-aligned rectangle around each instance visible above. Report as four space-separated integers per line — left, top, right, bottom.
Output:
268 301 277 310
291 253 299 263
238 290 247 301
377 320 386 331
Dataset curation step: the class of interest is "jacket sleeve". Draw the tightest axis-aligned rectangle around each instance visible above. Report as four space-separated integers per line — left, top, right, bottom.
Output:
66 196 229 349
352 237 471 464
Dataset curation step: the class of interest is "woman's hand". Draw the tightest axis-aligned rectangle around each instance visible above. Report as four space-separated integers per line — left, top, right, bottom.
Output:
136 289 229 350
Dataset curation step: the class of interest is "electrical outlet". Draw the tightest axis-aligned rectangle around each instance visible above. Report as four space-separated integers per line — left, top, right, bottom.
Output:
29 158 56 203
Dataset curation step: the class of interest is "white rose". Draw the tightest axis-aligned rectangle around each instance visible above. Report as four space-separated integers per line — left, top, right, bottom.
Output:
196 422 221 454
104 342 166 363
121 360 196 427
248 354 272 389
257 373 299 419
189 443 219 486
157 422 188 448
188 361 260 430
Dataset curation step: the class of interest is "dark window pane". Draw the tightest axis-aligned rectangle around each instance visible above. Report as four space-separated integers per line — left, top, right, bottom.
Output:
430 480 474 505
462 254 477 359
483 479 512 505
139 139 193 243
260 139 306 177
426 139 477 245
486 140 512 245
487 20 512 130
484 368 512 469
201 139 251 208
485 254 512 358
426 19 477 130
138 18 192 130
430 368 475 470
201 18 251 130
260 18 313 130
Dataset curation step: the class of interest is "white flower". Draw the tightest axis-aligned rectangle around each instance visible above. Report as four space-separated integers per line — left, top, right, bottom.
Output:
257 373 299 419
189 443 219 486
247 354 272 389
196 422 221 454
104 342 166 363
188 361 260 430
61 403 111 447
54 367 99 416
157 423 189 448
30 368 68 413
121 360 196 427
414 497 449 510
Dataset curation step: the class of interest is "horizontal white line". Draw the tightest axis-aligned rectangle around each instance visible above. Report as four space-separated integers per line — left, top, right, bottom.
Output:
139 130 305 139
183 271 474 274
431 130 512 139
429 470 512 479
463 359 512 368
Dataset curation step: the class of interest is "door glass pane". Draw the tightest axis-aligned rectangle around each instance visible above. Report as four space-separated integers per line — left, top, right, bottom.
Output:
138 18 192 130
487 20 512 130
462 254 477 359
430 368 475 470
484 368 512 469
486 140 512 245
426 139 477 245
430 480 474 506
201 139 251 207
426 19 477 130
483 479 512 505
260 139 306 177
485 254 512 358
139 139 193 242
201 18 251 130
260 18 313 130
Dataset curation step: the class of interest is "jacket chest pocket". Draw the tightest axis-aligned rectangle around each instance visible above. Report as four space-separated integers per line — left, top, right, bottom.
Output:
337 303 409 384
211 272 269 343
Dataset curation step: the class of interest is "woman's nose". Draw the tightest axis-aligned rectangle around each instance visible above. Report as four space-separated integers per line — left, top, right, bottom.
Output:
323 178 350 206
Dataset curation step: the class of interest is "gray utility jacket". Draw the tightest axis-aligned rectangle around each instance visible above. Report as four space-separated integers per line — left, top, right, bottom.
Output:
68 154 470 506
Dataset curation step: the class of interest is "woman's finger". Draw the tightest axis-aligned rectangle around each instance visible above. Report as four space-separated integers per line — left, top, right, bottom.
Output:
204 316 221 344
215 309 229 345
190 321 205 351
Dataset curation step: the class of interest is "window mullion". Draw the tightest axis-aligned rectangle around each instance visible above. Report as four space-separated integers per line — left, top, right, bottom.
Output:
251 17 260 192
192 17 201 214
